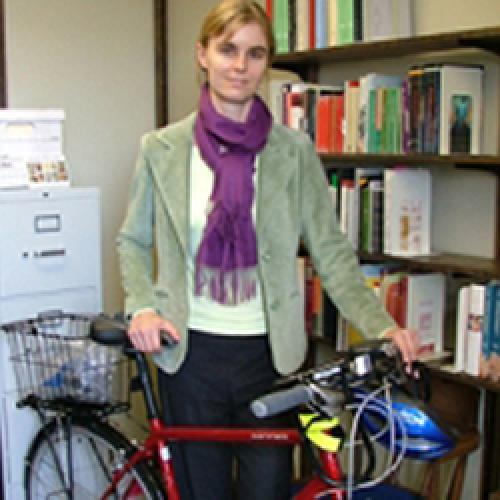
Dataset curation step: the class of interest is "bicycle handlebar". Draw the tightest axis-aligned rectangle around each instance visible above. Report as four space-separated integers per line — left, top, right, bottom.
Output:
251 384 313 418
251 339 403 419
90 314 178 348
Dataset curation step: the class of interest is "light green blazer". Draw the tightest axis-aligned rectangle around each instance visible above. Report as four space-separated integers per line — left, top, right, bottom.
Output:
117 112 396 375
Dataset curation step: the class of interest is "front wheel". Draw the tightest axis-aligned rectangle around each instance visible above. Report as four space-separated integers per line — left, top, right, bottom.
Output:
25 415 164 499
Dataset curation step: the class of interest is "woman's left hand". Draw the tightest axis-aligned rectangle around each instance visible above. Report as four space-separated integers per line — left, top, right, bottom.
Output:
383 327 420 369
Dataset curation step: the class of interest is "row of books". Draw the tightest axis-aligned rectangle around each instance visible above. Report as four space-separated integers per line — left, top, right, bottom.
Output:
332 167 431 257
456 281 500 381
268 0 413 54
273 64 484 156
300 255 500 381
299 259 447 358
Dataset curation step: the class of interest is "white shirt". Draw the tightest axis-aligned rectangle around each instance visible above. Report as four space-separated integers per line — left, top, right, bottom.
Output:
186 144 267 335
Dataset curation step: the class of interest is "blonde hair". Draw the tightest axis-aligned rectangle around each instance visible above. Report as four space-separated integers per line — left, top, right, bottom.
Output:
197 0 275 62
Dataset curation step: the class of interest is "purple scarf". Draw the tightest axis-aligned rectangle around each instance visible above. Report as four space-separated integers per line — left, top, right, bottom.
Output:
194 84 272 304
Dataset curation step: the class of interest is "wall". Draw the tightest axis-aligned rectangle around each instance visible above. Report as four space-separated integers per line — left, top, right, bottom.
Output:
4 0 155 315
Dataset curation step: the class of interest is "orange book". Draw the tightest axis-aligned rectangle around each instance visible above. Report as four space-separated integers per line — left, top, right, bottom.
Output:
332 93 345 152
315 94 333 153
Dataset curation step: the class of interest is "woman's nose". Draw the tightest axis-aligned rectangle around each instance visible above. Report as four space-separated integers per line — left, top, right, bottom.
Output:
234 53 247 71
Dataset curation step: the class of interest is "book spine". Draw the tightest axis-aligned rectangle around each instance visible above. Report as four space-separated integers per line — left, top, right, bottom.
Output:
401 78 410 152
407 67 423 152
353 0 363 41
266 0 273 18
273 0 290 54
337 0 354 45
315 0 328 49
332 93 344 152
480 282 498 377
315 94 333 153
455 285 470 372
492 284 500 380
289 0 297 52
328 0 338 46
309 0 316 49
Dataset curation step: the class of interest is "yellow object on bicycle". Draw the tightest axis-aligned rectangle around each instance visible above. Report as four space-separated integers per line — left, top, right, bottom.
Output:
299 413 343 452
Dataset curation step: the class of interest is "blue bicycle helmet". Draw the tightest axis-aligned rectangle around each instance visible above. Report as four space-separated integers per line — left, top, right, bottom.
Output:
352 388 456 460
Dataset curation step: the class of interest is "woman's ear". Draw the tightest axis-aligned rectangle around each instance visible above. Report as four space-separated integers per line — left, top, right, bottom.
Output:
196 42 207 71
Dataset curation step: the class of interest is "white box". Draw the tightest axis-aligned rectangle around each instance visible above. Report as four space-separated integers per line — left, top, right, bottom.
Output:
0 109 64 158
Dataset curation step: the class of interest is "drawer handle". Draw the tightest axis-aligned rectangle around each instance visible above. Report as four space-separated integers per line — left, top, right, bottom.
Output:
33 249 66 258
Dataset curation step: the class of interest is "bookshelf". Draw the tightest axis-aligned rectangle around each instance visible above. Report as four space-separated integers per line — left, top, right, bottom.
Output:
273 26 500 75
272 25 500 496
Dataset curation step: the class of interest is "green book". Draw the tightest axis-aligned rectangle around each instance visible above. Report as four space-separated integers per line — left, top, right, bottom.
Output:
273 0 289 54
337 0 354 45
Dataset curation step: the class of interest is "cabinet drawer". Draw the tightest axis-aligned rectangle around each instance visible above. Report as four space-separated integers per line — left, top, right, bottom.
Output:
0 193 100 297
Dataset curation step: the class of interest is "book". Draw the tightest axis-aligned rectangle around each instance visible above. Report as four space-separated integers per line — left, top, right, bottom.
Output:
339 178 358 249
408 63 484 155
337 0 354 45
289 0 297 52
343 79 360 153
315 93 334 152
296 0 310 51
380 270 408 328
383 168 431 257
460 284 486 376
407 66 425 152
455 285 471 372
357 73 402 153
380 271 446 356
481 281 500 380
266 0 273 18
315 0 328 49
437 63 484 155
362 0 413 42
353 0 363 41
356 167 383 252
327 0 338 46
406 273 446 356
328 171 339 215
260 68 302 124
286 91 307 131
309 0 316 49
273 0 290 53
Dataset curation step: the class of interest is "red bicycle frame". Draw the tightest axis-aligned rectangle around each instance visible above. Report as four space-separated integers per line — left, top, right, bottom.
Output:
102 417 345 500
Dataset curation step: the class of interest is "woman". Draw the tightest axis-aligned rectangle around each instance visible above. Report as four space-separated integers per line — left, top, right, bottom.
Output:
117 1 419 498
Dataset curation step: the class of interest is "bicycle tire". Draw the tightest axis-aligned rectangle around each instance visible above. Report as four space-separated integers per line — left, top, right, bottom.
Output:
25 415 165 499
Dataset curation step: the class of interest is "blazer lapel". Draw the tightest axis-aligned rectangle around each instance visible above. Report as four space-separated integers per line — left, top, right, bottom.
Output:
257 126 298 230
148 114 196 253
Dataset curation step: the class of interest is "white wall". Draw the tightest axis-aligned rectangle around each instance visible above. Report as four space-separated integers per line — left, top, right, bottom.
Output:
4 0 156 315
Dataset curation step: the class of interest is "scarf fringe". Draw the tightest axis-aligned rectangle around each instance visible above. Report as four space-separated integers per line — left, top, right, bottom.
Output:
195 266 257 305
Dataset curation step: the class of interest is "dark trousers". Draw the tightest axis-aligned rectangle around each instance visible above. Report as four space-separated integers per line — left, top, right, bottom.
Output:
158 330 292 500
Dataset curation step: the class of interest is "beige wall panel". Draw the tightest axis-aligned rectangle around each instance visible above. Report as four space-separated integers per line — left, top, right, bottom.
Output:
5 0 156 314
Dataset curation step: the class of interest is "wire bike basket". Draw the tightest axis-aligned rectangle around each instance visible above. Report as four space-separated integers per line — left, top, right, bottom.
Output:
1 311 129 412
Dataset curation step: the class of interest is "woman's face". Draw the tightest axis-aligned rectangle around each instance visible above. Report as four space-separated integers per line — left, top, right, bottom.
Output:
197 21 269 121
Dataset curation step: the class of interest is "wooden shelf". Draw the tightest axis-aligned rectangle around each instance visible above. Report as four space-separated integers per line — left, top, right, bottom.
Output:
320 153 500 172
429 365 500 394
358 252 500 280
272 26 500 69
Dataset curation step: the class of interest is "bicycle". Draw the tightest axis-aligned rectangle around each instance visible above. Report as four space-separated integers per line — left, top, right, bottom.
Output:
1 312 457 499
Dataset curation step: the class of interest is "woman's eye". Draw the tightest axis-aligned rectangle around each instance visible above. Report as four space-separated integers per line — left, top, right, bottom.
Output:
218 43 236 55
249 48 267 60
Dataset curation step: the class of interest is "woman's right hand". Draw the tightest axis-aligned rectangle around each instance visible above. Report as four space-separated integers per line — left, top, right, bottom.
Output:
127 310 181 353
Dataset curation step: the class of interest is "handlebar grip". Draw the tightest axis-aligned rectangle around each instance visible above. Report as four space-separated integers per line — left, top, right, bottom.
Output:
251 384 312 418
